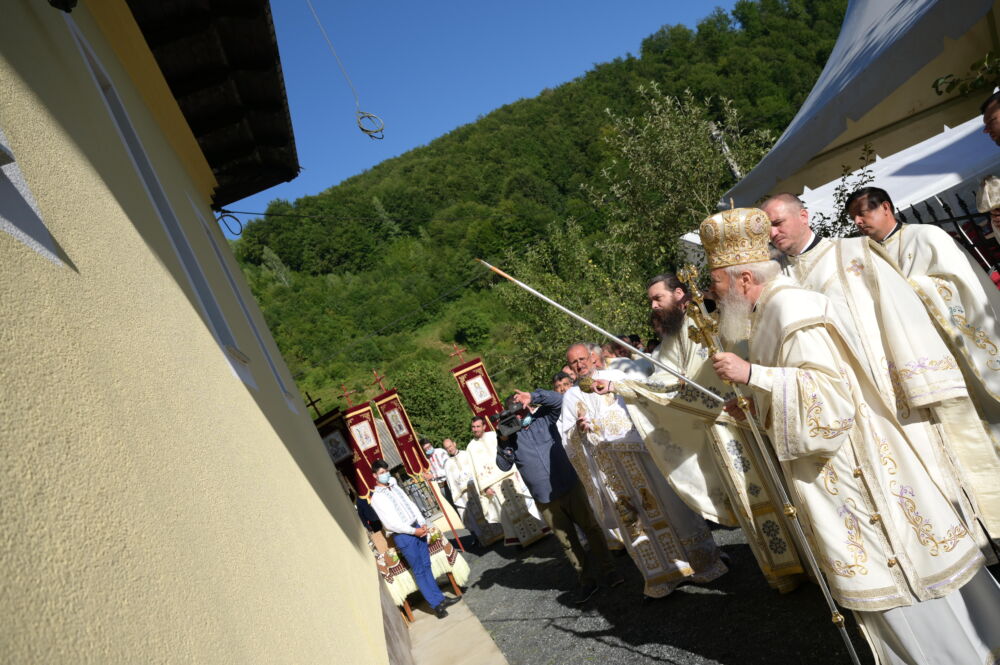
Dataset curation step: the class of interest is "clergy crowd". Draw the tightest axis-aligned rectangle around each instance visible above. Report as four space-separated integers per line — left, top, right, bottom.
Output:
364 96 1000 663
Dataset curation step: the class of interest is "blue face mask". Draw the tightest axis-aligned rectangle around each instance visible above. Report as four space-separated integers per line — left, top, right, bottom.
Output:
377 471 391 485
520 414 534 428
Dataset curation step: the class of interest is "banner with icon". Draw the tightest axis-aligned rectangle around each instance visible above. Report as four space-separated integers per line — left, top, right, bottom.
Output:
450 357 503 430
343 402 384 498
373 389 428 477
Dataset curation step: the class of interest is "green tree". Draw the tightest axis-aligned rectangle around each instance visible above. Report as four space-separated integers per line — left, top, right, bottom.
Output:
393 359 473 444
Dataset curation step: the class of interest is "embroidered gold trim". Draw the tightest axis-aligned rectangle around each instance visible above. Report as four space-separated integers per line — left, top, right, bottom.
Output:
875 434 897 475
890 480 968 556
883 357 911 419
801 370 855 439
932 277 953 301
817 461 839 495
826 498 868 577
952 314 1000 370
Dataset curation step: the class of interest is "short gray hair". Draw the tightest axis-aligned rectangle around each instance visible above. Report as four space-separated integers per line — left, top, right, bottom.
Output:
724 260 781 284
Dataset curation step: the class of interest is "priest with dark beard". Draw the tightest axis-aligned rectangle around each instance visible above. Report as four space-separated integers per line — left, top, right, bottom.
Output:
647 273 689 352
601 274 689 380
591 271 808 593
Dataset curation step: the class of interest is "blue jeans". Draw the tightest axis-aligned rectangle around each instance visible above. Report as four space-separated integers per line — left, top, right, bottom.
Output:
394 526 445 609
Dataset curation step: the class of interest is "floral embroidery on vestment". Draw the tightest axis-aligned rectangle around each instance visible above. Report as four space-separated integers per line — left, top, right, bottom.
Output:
800 370 854 439
827 499 868 577
890 481 968 556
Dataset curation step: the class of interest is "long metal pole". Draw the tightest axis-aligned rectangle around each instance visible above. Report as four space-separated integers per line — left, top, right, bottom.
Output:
425 476 465 553
676 266 863 665
475 259 723 403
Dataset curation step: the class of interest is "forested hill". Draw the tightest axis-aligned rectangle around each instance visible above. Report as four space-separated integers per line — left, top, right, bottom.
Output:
233 0 847 442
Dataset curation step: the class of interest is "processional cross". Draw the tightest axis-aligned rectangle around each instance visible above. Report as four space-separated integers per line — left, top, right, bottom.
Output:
371 369 389 392
449 342 467 364
338 384 359 407
304 391 323 418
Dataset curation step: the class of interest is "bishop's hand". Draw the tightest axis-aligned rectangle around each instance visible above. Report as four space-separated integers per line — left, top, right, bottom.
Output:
591 379 612 394
712 352 750 385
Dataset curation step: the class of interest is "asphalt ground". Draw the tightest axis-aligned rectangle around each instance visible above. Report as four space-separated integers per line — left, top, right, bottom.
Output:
453 523 977 665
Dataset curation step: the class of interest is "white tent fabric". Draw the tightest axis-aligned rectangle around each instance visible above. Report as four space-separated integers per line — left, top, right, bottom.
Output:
801 114 1000 220
726 0 994 206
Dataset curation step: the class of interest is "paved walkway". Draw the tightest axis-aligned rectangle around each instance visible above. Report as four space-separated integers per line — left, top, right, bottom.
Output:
407 591 508 665
458 526 872 665
427 526 999 664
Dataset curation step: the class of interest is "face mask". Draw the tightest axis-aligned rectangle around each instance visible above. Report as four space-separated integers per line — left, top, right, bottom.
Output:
423 448 432 457
520 415 534 428
377 472 391 485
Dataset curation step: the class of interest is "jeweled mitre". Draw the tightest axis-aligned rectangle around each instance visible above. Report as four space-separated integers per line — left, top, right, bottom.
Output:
699 207 771 270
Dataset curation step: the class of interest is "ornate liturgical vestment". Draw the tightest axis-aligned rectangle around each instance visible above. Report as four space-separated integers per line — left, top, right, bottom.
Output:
559 374 728 598
466 431 548 547
746 277 1000 663
780 236 1000 544
876 224 1000 441
444 449 503 546
613 315 804 593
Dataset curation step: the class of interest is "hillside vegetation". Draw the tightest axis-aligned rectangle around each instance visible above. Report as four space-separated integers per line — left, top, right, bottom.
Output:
234 0 846 442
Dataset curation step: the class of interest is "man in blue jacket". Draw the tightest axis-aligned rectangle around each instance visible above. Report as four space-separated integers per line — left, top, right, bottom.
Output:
496 388 621 603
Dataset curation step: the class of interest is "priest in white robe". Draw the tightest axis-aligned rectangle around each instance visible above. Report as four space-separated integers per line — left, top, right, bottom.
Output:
442 438 503 546
702 205 1000 665
559 343 728 599
466 416 548 547
762 193 1000 549
596 272 805 594
848 185 1000 446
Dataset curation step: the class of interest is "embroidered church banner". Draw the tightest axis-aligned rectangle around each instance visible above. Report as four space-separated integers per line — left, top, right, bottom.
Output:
451 357 503 430
373 389 428 477
344 402 384 498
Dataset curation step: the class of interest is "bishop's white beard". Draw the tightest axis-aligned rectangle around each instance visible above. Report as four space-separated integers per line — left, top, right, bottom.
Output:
718 291 752 346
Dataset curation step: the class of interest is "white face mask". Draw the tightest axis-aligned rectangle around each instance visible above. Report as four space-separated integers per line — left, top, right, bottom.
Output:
377 471 391 485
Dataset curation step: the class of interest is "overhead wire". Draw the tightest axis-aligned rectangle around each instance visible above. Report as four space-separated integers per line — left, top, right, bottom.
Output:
218 207 514 227
304 0 384 139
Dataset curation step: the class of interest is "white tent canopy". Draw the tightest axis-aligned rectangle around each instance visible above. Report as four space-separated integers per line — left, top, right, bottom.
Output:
726 0 996 206
801 114 1000 220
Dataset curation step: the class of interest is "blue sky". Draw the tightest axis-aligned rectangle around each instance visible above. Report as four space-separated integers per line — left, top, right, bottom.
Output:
224 1 737 233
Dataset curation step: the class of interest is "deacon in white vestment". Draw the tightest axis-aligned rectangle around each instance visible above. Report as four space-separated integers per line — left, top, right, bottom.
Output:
466 417 548 547
703 206 1000 665
597 273 805 593
443 438 503 545
849 186 1000 447
763 193 1000 548
559 343 728 599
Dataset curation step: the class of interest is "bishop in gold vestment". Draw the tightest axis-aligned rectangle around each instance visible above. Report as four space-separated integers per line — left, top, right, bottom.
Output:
704 206 1000 665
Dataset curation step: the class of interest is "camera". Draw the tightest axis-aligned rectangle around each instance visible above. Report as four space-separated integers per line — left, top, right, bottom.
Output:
490 406 525 438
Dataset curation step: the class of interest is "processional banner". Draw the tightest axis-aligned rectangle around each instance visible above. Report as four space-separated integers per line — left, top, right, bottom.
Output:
373 389 428 477
343 402 384 498
450 357 503 430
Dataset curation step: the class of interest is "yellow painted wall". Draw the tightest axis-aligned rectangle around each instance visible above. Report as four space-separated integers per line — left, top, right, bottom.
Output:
0 2 388 663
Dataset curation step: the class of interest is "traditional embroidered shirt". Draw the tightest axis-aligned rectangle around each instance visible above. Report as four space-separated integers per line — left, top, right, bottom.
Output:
370 478 426 536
